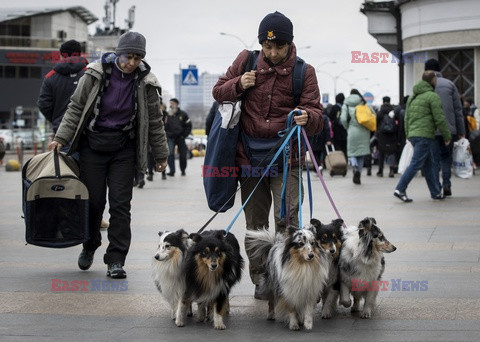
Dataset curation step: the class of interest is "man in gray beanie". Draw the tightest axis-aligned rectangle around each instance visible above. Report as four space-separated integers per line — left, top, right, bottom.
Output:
49 31 169 279
213 11 323 299
424 58 465 196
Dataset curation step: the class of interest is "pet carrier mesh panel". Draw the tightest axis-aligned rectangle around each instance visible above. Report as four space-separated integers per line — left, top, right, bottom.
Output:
22 150 89 248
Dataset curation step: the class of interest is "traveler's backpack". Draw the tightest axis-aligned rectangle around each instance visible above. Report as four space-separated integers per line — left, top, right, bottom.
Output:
22 150 89 248
203 50 306 212
380 110 398 134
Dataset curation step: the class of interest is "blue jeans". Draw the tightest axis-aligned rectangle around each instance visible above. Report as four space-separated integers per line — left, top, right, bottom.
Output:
349 156 364 172
395 137 441 197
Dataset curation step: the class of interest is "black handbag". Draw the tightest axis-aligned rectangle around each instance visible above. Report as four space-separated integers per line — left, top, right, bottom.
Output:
87 130 130 152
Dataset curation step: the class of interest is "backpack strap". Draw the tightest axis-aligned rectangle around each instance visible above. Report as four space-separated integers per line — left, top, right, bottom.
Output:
292 56 306 106
245 50 260 73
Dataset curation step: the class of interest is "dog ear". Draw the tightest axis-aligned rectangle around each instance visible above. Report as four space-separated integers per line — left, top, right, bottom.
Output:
359 217 374 230
332 218 344 228
358 228 365 238
178 229 189 241
189 233 202 243
158 231 164 237
214 230 226 240
310 218 322 228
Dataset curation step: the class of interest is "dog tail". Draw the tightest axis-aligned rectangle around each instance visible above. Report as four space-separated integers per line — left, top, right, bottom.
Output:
245 228 275 268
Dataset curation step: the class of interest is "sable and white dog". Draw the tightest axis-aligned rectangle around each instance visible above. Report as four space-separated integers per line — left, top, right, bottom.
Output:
338 217 396 318
309 218 344 319
151 229 191 319
246 227 330 331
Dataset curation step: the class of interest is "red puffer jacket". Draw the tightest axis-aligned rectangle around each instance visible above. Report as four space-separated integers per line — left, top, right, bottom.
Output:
212 44 323 167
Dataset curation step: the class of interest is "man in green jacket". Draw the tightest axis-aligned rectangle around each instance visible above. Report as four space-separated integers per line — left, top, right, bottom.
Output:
394 70 451 202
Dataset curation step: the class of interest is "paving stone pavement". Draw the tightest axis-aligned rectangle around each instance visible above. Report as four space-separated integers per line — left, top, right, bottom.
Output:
1 152 479 341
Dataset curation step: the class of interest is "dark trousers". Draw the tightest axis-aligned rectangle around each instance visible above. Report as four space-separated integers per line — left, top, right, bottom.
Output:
436 134 457 188
147 150 155 175
167 136 187 174
79 141 136 265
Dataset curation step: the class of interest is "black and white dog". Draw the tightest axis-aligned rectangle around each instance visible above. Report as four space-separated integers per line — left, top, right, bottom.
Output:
246 227 330 331
338 217 396 318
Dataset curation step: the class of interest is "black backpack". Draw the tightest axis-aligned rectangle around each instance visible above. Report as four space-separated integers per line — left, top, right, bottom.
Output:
380 110 398 134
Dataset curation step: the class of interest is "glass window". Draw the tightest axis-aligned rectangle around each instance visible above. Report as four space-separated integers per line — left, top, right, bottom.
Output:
5 66 15 78
30 67 41 79
19 66 28 78
439 49 474 100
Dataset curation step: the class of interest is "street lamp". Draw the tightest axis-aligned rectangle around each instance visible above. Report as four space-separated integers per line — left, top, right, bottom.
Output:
316 68 354 97
219 32 256 49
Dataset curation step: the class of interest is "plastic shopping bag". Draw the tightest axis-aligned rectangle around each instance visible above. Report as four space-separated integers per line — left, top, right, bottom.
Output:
398 140 413 174
453 138 473 179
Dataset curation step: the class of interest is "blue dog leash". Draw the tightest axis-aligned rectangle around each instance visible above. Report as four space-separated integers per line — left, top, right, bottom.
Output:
225 124 300 235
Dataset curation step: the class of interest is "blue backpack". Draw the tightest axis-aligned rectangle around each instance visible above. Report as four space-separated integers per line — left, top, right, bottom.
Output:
203 51 306 212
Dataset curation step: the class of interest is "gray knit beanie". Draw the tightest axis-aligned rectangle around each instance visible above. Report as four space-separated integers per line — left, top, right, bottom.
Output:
115 31 146 58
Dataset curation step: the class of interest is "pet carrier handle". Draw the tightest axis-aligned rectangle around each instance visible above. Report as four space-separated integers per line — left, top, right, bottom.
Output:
53 148 61 178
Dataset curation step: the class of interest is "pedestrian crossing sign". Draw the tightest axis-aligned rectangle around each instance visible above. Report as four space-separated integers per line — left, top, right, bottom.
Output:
182 68 198 85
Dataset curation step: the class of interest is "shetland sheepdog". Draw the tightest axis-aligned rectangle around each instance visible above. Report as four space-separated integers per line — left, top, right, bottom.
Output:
245 227 330 331
151 229 192 319
175 230 244 330
309 218 344 319
338 217 397 318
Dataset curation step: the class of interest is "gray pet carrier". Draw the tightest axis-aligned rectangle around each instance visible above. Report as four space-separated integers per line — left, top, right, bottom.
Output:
22 150 89 248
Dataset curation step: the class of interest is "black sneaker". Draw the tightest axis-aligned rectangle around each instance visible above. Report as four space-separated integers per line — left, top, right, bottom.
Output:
162 172 167 180
146 173 153 181
181 171 186 176
443 185 452 196
394 190 413 203
107 262 127 279
78 249 95 270
166 172 175 177
353 169 361 184
432 194 445 200
138 180 145 189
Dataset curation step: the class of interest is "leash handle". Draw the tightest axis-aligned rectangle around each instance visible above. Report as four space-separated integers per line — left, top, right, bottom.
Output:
301 128 346 228
225 126 300 234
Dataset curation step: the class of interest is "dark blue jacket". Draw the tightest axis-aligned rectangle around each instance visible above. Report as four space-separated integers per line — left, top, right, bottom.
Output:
37 56 88 131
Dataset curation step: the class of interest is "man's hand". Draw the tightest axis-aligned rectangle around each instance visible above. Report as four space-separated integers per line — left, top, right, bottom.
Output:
293 110 309 126
48 141 63 152
240 70 256 90
156 160 168 172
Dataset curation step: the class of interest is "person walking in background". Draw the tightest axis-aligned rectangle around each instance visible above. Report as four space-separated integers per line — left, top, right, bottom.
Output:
424 59 465 197
340 89 373 185
38 40 88 136
376 96 401 177
327 93 347 157
49 31 169 278
309 114 332 169
164 98 192 176
212 11 322 297
394 71 451 202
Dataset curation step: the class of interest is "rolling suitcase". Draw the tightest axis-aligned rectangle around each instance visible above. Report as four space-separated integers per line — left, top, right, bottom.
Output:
324 144 347 177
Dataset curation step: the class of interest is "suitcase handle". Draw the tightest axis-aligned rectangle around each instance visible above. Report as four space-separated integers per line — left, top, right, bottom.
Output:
325 143 335 155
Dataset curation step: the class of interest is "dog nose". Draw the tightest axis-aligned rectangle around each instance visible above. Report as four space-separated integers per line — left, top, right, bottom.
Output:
329 248 336 254
210 263 217 270
154 254 159 260
308 253 314 260
392 246 397 251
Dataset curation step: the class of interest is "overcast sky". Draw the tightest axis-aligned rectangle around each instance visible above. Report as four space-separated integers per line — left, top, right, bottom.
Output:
9 0 400 104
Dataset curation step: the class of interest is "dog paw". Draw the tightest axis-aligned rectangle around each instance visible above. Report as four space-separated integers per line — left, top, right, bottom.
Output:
267 313 275 320
175 319 184 327
321 310 333 319
214 323 226 330
360 310 372 319
289 323 300 331
339 299 351 308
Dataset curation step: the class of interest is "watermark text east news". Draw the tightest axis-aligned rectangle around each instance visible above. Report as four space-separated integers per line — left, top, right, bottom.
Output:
351 51 428 64
51 279 128 292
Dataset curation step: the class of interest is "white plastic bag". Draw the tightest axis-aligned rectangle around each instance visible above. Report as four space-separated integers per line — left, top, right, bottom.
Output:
453 138 473 179
398 140 413 174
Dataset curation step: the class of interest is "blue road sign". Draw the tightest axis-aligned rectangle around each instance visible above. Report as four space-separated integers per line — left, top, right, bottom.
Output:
182 68 198 86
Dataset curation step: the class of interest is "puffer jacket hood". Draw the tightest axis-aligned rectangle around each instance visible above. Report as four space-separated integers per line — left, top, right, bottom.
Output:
412 79 433 96
53 56 88 75
344 94 362 107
